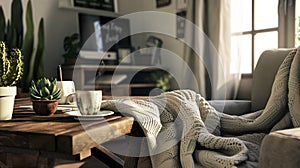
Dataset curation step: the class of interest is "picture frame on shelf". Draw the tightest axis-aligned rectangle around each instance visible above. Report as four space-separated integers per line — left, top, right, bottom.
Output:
118 48 132 64
176 11 186 39
132 48 153 66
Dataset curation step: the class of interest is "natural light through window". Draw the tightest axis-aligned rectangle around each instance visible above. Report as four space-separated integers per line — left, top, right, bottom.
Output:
254 0 278 30
230 0 252 74
230 0 278 74
254 31 278 65
230 0 252 33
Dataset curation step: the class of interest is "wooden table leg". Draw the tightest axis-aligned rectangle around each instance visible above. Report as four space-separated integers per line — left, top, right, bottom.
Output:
6 153 12 168
37 155 48 168
91 146 124 168
0 160 9 168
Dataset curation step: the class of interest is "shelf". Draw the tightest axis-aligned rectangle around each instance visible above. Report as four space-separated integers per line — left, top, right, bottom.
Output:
61 64 166 96
63 65 165 72
84 83 158 96
84 83 157 90
58 0 121 18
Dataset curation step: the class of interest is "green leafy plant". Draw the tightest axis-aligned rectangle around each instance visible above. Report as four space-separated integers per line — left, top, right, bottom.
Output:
29 77 62 100
147 71 173 92
63 33 81 59
0 0 45 92
0 41 23 87
156 74 173 92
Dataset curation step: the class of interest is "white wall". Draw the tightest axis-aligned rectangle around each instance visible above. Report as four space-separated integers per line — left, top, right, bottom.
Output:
118 0 177 14
0 0 77 78
119 0 185 79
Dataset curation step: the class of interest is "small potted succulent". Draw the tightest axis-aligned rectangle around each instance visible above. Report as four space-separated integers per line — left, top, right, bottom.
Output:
0 41 23 120
29 77 62 115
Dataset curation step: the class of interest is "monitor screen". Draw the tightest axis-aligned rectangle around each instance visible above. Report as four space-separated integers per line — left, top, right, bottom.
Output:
78 13 132 53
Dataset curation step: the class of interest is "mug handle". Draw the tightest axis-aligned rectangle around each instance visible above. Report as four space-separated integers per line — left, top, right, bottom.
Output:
65 93 76 105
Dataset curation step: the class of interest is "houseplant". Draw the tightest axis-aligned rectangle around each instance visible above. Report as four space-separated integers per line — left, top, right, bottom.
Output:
147 71 173 92
62 33 81 65
29 77 62 115
0 41 23 120
0 0 45 93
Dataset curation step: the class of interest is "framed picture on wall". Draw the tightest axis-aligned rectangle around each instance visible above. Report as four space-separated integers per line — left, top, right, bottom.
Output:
156 0 171 8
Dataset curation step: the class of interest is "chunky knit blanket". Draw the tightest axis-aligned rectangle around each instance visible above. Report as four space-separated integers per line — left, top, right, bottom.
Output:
101 47 300 168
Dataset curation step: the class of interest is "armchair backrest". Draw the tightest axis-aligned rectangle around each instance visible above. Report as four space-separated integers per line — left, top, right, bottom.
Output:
251 48 294 111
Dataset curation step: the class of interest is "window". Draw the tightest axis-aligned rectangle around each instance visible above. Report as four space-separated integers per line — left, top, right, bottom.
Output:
230 0 279 74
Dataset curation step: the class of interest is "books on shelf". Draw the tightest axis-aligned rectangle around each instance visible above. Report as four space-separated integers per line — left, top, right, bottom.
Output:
72 0 117 12
89 74 127 85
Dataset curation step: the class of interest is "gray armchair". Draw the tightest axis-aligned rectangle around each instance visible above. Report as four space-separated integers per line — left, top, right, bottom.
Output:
209 48 293 115
209 48 300 168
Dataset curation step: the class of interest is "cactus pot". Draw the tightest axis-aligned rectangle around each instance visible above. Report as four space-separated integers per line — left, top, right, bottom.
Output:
32 100 58 116
0 86 17 120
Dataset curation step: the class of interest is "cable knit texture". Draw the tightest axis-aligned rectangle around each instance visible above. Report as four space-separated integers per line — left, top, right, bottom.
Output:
288 47 300 127
101 47 300 168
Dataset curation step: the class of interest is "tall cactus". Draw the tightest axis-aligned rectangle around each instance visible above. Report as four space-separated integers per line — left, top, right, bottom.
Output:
22 0 45 92
22 0 34 92
0 41 23 86
0 7 6 41
10 0 23 49
33 18 45 79
0 0 23 49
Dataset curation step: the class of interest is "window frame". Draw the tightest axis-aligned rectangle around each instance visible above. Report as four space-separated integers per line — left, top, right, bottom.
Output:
231 0 295 74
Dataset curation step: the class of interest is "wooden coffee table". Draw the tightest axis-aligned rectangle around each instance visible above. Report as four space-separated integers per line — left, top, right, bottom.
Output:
0 98 134 167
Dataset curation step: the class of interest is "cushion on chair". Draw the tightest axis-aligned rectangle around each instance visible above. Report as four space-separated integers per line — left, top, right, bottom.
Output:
251 48 294 111
259 128 300 168
208 100 251 115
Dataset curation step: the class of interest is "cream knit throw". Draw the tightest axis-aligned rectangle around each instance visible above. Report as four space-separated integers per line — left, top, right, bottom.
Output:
288 47 300 127
101 47 300 168
221 49 296 134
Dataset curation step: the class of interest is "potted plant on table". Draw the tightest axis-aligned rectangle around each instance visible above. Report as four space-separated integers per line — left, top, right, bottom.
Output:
0 0 45 96
0 41 23 120
29 77 62 116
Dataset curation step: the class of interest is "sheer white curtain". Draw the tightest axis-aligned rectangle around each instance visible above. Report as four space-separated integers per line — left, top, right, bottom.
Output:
182 0 241 100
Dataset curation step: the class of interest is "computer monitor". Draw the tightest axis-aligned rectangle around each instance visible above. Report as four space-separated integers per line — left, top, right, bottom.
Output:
78 13 132 61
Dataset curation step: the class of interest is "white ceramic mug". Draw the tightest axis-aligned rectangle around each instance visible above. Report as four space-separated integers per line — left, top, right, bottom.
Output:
75 90 102 115
56 81 76 104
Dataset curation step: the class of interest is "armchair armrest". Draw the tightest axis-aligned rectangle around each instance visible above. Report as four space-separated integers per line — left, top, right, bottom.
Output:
208 100 251 115
259 128 300 168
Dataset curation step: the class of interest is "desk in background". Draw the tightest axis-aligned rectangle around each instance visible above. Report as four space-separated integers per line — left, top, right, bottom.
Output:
60 64 167 96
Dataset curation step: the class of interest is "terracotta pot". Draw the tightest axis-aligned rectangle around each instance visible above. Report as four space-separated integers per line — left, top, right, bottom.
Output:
32 100 58 116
